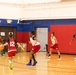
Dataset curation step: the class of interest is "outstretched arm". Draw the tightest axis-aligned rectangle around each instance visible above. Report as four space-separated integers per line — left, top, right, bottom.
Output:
3 43 8 46
70 37 74 44
17 43 25 51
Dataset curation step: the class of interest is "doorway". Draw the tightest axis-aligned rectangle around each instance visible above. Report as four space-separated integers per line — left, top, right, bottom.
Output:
0 26 16 40
36 27 48 51
0 26 16 52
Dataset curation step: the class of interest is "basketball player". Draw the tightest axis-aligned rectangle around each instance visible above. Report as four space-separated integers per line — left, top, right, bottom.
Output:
70 30 76 59
3 32 24 69
70 30 76 44
26 31 41 66
0 35 4 56
47 32 61 60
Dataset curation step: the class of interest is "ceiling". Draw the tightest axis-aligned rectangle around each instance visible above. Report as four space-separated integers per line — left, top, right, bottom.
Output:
0 0 61 4
62 0 76 2
0 0 75 6
0 0 76 4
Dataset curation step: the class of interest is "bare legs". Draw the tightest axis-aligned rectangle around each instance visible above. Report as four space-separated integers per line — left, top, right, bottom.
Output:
8 57 13 69
47 48 61 59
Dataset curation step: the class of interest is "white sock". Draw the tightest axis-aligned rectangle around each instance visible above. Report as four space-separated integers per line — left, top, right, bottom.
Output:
8 60 12 64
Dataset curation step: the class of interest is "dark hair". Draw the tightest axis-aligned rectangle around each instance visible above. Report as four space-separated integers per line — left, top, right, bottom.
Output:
9 32 13 37
52 32 55 36
31 31 35 35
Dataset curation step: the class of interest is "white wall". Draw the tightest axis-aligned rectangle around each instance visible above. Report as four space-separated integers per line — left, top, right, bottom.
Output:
0 1 76 20
0 0 61 4
0 4 22 19
0 0 61 19
22 2 76 20
50 2 76 19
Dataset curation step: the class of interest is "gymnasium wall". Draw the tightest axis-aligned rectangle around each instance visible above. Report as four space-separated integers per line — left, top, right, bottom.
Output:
0 1 76 53
16 19 76 54
1 19 76 54
48 19 76 54
0 1 76 20
0 4 22 19
22 2 76 20
49 25 76 54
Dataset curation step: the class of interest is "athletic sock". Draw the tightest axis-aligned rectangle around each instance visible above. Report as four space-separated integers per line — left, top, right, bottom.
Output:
48 54 51 56
59 55 61 58
33 58 36 61
29 60 32 63
8 60 12 64
8 60 13 70
32 54 36 61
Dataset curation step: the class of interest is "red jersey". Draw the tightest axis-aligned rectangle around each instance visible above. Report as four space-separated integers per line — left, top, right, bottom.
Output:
0 38 3 44
7 38 16 52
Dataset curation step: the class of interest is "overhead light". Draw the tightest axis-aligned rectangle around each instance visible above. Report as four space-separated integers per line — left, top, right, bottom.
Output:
6 19 12 24
50 0 61 2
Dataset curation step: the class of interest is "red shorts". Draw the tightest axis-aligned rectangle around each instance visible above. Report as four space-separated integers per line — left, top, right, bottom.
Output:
32 45 41 52
51 44 58 50
8 51 16 57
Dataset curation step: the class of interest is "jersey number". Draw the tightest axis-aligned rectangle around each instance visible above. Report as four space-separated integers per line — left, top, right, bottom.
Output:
10 42 15 47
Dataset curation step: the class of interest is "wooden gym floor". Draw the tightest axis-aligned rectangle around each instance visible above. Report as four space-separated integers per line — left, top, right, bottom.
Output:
0 52 76 75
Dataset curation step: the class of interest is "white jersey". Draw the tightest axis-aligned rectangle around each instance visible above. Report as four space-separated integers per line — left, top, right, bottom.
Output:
30 37 40 46
51 36 58 45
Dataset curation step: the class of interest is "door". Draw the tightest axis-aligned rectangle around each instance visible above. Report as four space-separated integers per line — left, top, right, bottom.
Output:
0 26 16 40
0 26 16 52
36 28 48 51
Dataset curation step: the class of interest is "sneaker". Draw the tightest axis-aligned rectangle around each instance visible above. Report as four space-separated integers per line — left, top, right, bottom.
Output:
9 63 13 70
58 55 61 60
33 61 37 66
26 63 32 66
58 58 61 60
74 60 76 61
1 54 4 56
47 56 50 59
74 58 76 60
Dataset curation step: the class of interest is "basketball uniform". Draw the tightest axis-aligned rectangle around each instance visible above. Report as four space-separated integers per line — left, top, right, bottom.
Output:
30 36 41 52
7 38 17 57
0 39 2 44
51 36 58 50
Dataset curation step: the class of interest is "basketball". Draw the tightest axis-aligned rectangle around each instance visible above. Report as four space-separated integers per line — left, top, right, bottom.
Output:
0 45 4 50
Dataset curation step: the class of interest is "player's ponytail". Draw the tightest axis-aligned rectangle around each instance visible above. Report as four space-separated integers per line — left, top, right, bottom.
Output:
52 32 55 36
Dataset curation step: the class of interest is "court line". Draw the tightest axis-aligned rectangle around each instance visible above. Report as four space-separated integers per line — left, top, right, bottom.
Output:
0 63 76 74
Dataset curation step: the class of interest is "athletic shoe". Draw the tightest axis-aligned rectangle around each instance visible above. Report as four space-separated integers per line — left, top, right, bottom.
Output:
74 60 76 61
58 58 61 60
33 61 37 66
9 63 13 70
74 58 76 60
47 56 50 59
1 54 4 56
26 63 32 66
58 56 61 60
